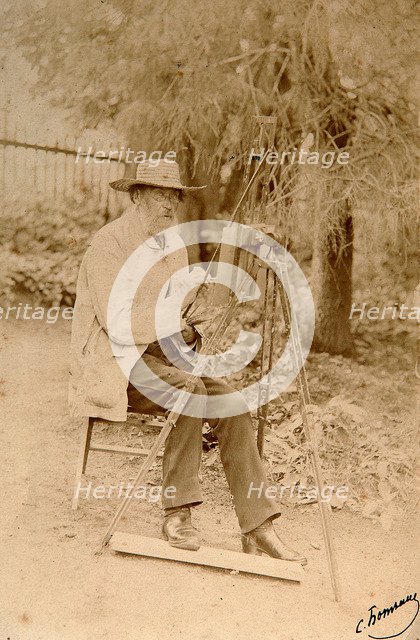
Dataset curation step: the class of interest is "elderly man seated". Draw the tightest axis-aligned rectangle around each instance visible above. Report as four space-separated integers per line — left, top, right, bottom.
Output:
69 159 306 564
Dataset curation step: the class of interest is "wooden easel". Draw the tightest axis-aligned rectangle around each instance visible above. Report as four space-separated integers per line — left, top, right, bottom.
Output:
97 118 341 596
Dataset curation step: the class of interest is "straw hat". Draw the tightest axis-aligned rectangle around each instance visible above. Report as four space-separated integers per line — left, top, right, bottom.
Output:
109 159 206 192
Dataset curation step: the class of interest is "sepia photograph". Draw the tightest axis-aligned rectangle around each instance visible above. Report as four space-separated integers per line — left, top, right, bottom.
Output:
0 1 418 639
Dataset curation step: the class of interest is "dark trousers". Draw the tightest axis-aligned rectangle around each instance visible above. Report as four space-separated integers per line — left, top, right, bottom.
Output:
127 343 281 533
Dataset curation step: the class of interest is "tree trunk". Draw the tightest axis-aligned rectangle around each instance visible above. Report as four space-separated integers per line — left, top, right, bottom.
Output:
311 201 355 356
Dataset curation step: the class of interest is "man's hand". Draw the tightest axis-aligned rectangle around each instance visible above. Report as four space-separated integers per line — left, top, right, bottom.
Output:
180 318 196 344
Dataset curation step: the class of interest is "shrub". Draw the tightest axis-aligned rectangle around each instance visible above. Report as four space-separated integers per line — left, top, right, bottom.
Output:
0 195 121 306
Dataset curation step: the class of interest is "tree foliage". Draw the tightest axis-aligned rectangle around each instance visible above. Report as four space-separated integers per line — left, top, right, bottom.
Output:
2 0 418 350
4 0 416 233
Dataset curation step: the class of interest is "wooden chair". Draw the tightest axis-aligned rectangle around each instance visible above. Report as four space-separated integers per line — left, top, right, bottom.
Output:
72 412 164 509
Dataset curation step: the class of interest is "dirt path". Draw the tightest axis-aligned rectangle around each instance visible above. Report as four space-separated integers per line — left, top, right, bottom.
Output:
0 319 417 640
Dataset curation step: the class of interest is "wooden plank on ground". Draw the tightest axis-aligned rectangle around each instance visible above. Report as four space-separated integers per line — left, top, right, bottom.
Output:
110 532 305 582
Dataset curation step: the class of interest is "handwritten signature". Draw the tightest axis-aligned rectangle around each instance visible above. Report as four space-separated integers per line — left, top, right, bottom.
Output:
356 592 419 639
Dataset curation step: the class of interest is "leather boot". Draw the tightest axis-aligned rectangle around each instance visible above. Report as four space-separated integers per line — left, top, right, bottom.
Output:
162 507 200 551
242 520 307 565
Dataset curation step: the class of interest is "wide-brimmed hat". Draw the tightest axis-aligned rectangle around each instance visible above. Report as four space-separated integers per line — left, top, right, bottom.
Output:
109 159 206 192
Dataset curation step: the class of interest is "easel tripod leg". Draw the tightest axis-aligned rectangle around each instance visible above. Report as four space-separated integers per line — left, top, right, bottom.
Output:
257 269 277 456
277 271 342 602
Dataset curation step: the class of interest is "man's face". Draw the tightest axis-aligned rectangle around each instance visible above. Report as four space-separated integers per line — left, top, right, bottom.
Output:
136 187 181 234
